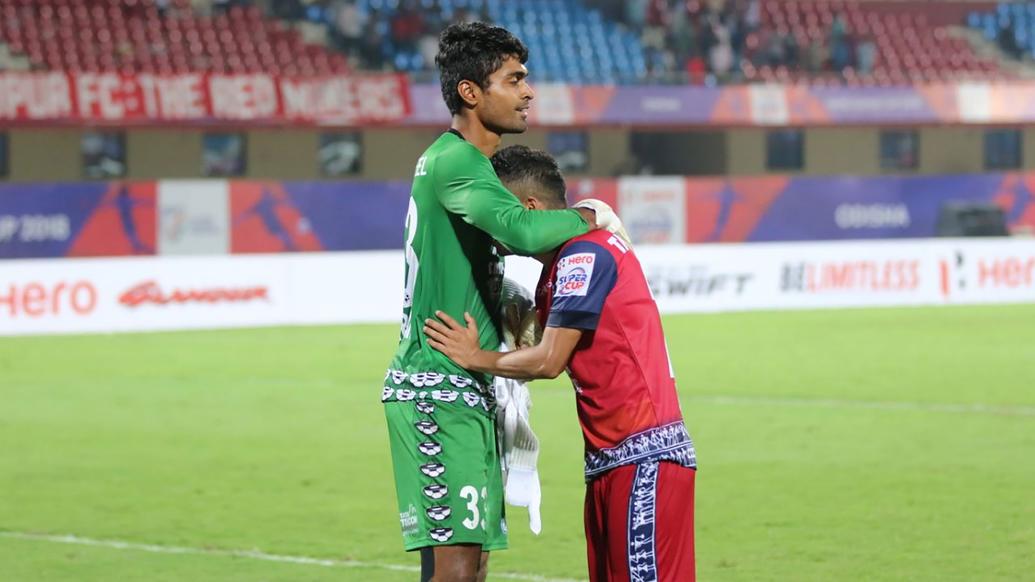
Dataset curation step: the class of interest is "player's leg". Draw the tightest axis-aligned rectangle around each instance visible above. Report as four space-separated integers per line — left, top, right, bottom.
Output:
587 464 638 582
597 461 694 582
419 546 490 582
476 550 490 582
421 547 435 582
584 470 615 581
653 463 696 581
416 542 488 579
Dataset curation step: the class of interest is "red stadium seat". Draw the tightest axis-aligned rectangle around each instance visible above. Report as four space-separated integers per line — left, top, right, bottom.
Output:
752 0 1009 84
0 0 348 77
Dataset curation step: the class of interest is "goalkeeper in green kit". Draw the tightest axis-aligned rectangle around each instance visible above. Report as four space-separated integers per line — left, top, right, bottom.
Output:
382 22 599 582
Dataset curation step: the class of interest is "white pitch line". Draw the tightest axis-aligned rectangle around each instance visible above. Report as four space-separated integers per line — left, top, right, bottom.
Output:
687 395 1035 417
0 532 586 582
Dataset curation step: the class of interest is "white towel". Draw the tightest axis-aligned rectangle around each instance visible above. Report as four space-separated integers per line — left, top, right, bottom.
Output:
496 279 544 535
494 362 542 535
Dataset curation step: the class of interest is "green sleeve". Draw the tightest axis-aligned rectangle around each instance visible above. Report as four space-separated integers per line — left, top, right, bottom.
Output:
434 145 589 256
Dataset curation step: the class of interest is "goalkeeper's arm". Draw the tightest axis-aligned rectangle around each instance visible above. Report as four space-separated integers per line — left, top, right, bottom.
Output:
424 311 582 380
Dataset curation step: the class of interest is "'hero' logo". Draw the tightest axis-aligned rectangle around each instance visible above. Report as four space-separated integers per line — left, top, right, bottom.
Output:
562 254 594 266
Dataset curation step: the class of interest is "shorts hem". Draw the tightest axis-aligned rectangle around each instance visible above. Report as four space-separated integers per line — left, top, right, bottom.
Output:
403 540 508 552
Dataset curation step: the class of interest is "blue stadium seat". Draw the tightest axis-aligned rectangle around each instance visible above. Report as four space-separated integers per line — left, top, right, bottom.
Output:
346 0 649 84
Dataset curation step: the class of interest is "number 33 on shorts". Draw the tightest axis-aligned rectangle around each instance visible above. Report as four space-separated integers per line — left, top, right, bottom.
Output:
460 485 488 530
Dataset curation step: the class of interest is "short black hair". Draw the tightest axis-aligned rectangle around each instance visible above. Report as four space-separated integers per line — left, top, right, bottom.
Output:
491 145 568 208
436 22 529 116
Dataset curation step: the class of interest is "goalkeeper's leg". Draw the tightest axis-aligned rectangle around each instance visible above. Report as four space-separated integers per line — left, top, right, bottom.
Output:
420 546 490 582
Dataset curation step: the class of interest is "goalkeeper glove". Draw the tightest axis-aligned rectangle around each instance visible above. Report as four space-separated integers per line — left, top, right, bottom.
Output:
573 198 632 246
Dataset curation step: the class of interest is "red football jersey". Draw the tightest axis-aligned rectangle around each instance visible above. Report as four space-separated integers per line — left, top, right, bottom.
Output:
535 229 696 480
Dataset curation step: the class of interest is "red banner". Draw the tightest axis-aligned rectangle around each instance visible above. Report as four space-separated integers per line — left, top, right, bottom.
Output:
0 72 410 126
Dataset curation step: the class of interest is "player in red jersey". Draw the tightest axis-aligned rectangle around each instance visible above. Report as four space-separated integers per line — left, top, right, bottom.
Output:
424 146 697 582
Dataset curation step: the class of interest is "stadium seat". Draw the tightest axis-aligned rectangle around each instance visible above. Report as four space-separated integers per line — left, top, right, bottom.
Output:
0 0 348 75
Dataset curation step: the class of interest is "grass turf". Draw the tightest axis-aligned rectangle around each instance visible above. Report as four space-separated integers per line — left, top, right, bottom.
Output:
1 304 1033 581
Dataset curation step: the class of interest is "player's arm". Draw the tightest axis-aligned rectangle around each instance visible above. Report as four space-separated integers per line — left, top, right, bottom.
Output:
435 146 595 256
425 312 582 380
427 240 619 379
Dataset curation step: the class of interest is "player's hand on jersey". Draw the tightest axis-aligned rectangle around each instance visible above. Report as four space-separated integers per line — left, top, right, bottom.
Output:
573 198 632 246
425 311 481 369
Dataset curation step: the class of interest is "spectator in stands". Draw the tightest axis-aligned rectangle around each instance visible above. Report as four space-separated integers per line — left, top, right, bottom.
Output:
191 0 212 16
594 0 625 26
360 11 386 70
646 0 669 30
764 27 787 67
309 0 908 85
698 10 718 62
451 8 484 26
709 20 734 79
273 0 303 21
727 6 748 63
212 0 232 15
329 0 365 56
998 20 1021 59
625 0 648 33
783 29 800 69
805 37 827 73
828 12 854 71
390 0 424 54
856 35 876 75
743 0 760 33
686 53 708 84
668 6 697 65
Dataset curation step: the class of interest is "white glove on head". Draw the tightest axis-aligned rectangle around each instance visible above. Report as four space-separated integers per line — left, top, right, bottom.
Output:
573 198 632 246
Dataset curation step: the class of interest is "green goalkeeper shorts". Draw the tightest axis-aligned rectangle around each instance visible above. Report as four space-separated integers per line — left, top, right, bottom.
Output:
384 398 508 552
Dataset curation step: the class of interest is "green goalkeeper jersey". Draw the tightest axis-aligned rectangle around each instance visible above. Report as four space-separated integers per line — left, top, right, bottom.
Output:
383 130 588 405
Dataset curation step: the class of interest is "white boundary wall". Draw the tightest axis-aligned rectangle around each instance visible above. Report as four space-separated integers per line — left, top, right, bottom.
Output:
1 238 1033 336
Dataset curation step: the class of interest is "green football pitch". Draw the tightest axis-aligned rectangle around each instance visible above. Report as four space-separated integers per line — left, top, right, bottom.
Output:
1 305 1033 581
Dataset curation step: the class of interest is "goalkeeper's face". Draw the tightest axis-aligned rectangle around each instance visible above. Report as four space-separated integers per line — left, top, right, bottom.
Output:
478 56 535 135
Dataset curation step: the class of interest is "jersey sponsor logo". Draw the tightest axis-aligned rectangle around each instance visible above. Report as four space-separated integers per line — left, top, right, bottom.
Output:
423 484 448 500
561 252 595 266
418 441 442 456
416 401 435 414
420 462 446 478
400 503 419 537
555 252 596 297
414 420 439 436
427 505 451 521
429 527 454 543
